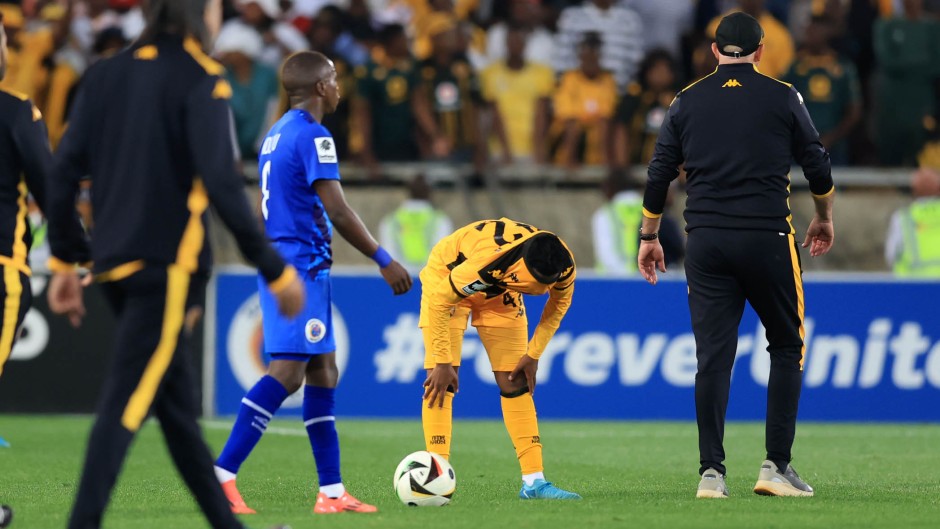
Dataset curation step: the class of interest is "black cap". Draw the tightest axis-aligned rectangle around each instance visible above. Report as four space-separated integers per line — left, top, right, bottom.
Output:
715 12 764 58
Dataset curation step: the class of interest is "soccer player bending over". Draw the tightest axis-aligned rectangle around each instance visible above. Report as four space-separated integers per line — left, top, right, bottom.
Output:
421 218 581 500
215 51 412 515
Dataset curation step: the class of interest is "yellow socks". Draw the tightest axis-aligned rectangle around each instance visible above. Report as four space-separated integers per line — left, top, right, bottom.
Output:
501 392 543 475
422 391 454 460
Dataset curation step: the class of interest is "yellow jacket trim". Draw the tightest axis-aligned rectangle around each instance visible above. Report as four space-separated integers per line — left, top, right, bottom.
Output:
642 207 662 219
812 186 835 199
96 260 145 283
47 256 77 274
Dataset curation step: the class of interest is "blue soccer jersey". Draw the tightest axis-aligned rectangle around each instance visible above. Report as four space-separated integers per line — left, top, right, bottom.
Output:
258 109 340 276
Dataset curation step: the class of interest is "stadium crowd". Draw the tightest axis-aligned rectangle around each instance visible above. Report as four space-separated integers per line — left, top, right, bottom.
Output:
2 0 939 172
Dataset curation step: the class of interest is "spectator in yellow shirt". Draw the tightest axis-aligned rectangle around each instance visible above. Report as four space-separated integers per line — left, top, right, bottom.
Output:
409 0 479 60
706 0 795 79
0 3 56 103
551 32 618 167
480 24 554 164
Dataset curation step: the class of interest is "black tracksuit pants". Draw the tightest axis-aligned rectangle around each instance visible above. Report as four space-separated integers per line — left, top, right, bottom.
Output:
685 228 805 476
67 266 243 529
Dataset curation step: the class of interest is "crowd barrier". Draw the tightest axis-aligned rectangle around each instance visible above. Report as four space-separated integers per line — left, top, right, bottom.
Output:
207 269 940 422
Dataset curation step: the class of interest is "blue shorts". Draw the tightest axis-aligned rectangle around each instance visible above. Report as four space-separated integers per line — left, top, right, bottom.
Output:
258 271 335 359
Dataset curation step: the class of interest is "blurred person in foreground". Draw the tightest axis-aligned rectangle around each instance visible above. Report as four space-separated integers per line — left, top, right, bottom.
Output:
784 15 861 166
551 32 617 168
611 49 680 168
354 23 419 171
592 169 683 274
45 0 302 527
639 12 834 499
413 15 483 165
873 0 940 166
214 50 412 515
214 22 280 160
886 167 940 276
0 6 51 380
481 23 554 165
705 0 795 78
379 175 453 272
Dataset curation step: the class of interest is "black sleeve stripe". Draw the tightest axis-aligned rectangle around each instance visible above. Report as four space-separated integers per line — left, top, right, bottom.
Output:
449 276 469 298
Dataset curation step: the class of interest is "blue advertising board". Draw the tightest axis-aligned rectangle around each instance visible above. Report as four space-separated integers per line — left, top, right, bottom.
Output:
208 270 940 421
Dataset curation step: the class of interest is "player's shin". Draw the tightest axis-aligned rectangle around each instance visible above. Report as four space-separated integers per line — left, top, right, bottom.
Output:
422 391 454 460
500 389 543 482
303 385 344 497
215 375 289 480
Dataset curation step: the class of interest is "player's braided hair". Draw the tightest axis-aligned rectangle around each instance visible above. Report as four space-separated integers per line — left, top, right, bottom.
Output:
527 234 573 281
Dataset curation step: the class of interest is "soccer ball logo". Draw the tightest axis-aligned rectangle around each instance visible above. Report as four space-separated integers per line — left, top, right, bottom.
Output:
305 318 326 343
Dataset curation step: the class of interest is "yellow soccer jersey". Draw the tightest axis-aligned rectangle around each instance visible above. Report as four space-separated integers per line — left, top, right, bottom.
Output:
419 218 575 364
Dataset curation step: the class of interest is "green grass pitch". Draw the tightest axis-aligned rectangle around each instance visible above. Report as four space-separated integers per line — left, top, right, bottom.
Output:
1 416 938 528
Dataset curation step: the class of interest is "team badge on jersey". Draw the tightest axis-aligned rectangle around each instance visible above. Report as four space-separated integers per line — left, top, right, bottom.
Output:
315 137 338 164
460 280 490 296
306 318 327 343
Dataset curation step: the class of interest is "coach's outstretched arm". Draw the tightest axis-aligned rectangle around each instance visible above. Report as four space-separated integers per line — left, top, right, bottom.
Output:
789 86 835 258
314 180 413 295
185 74 304 317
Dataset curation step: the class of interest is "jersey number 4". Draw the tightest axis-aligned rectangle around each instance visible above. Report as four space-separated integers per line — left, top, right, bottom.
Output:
261 161 272 220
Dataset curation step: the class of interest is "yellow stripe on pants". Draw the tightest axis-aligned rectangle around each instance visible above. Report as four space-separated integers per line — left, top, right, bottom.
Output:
120 265 190 432
0 265 23 377
120 178 207 431
786 234 806 369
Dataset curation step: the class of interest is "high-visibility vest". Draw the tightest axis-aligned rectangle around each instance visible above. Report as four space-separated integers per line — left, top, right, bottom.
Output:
390 207 444 267
895 199 940 277
603 200 644 272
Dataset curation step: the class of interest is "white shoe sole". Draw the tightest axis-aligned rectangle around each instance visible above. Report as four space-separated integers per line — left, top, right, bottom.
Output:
696 489 728 499
753 479 814 497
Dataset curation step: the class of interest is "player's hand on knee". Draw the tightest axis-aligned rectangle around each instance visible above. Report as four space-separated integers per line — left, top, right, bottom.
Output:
380 260 413 295
423 364 458 408
274 274 306 317
48 272 86 328
509 354 539 395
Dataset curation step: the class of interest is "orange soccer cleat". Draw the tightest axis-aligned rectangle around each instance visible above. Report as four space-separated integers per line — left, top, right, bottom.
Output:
313 491 378 514
221 480 257 515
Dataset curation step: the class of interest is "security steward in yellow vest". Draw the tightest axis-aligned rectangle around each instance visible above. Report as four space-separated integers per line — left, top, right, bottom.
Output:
887 167 940 277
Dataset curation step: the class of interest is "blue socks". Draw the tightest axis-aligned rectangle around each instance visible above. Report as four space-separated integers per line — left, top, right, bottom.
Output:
216 375 289 476
303 385 342 488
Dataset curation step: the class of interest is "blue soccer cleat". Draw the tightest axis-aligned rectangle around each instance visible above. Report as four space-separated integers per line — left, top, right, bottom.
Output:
519 479 582 500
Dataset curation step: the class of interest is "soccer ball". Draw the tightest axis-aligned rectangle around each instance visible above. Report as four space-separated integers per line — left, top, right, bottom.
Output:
393 451 456 506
